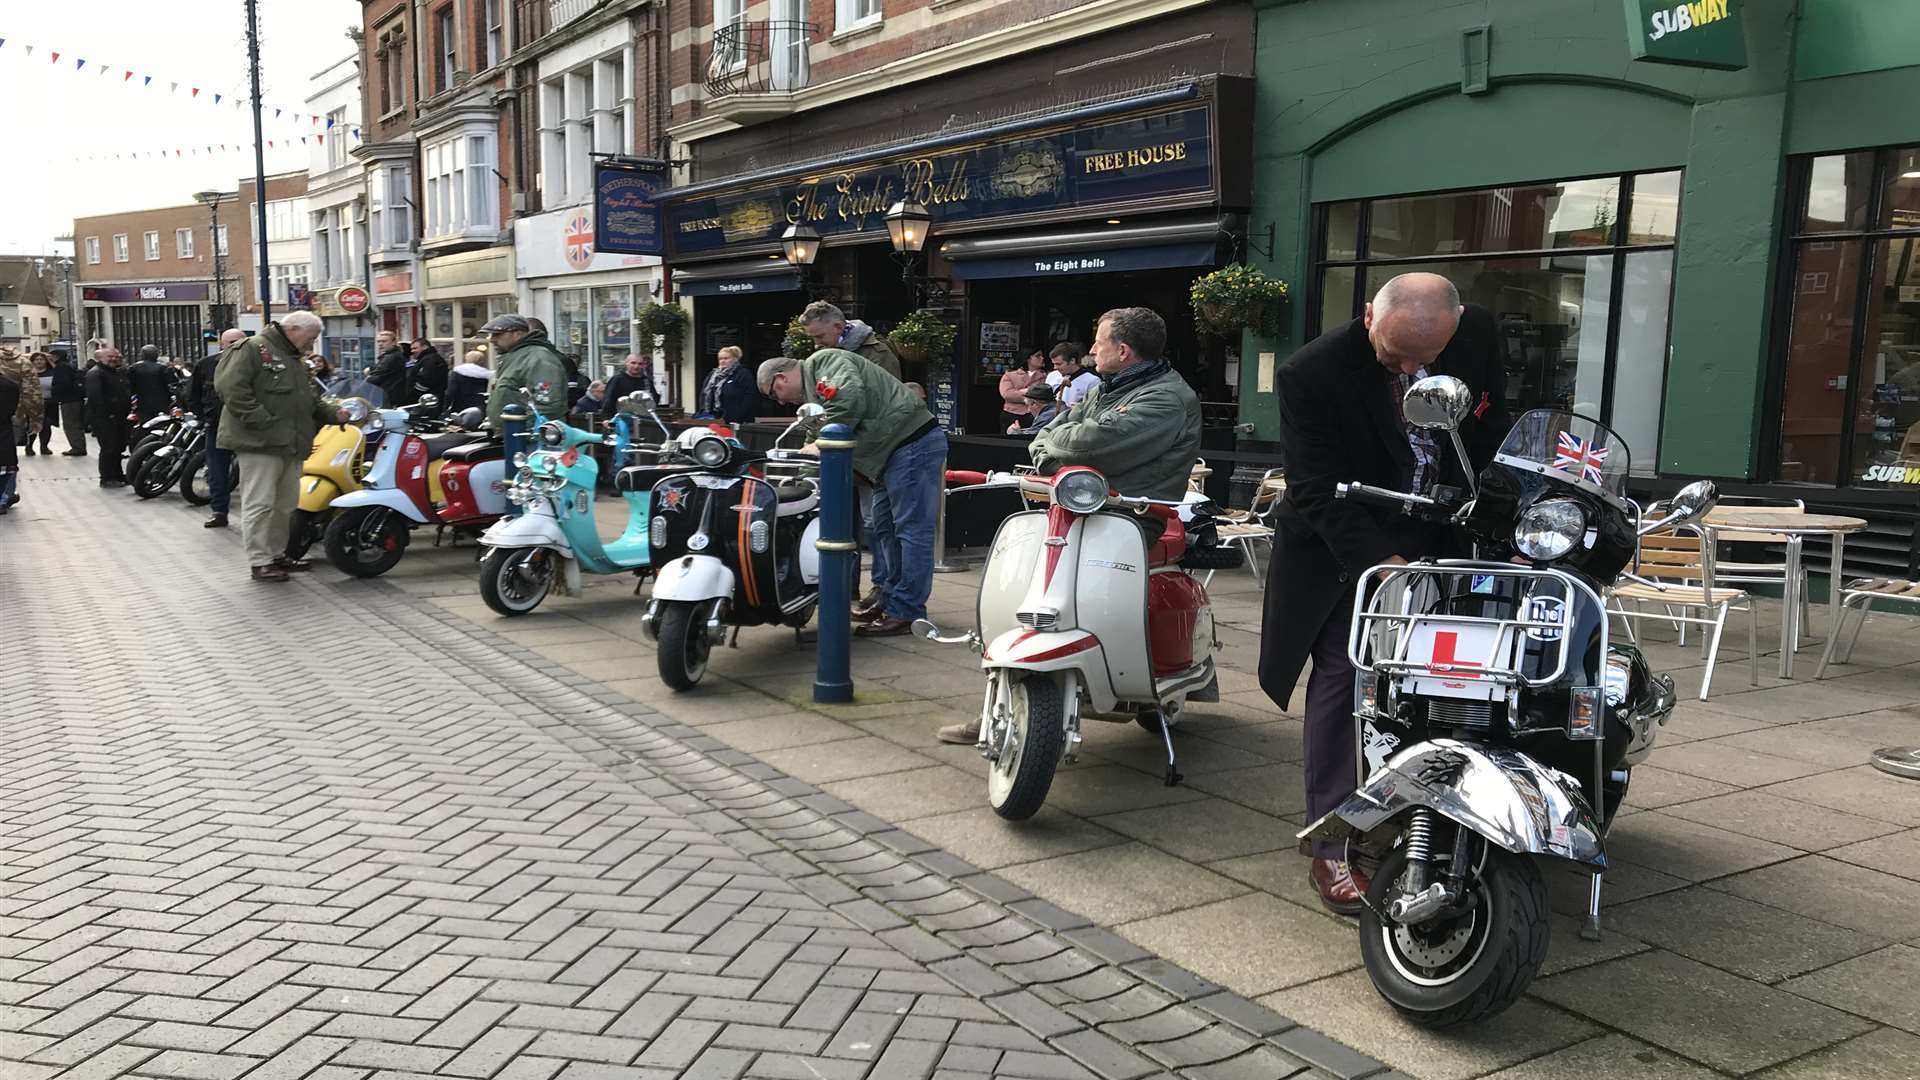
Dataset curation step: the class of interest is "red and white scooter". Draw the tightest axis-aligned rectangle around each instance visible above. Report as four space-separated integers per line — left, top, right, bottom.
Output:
915 466 1239 820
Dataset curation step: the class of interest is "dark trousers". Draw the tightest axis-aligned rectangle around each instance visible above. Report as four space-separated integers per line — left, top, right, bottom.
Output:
96 421 126 482
206 442 234 515
1303 592 1359 860
59 402 86 454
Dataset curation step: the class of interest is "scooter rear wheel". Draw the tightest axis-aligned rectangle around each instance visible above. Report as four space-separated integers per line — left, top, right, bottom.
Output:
480 547 554 617
656 600 710 691
324 506 408 578
988 674 1066 821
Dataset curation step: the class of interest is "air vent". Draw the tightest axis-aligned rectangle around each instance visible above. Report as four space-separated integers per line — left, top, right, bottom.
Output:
1429 699 1493 727
1016 611 1058 630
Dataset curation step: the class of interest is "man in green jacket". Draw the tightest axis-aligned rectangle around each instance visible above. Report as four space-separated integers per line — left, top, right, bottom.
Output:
214 311 349 582
759 348 943 638
483 315 570 429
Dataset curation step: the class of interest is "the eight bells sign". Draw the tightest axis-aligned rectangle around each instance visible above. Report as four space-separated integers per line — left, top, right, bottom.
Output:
665 105 1216 256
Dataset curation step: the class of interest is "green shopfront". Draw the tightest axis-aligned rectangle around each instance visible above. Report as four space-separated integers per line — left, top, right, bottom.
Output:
1248 0 1920 575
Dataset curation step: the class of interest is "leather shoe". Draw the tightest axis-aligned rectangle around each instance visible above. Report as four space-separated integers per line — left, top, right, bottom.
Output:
251 565 290 583
61 450 86 457
99 479 126 488
204 515 229 529
852 589 885 621
1309 858 1370 917
273 556 312 572
936 719 982 745
855 615 912 638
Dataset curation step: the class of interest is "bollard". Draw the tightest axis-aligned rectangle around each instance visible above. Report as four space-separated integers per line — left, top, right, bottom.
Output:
813 422 857 704
501 403 531 518
932 456 963 574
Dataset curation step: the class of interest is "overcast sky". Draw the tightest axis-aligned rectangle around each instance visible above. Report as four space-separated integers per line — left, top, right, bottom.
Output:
0 0 362 257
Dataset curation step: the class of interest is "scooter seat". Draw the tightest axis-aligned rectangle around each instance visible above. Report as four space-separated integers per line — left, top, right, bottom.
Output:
422 432 484 460
441 440 502 463
1146 516 1189 568
775 481 813 504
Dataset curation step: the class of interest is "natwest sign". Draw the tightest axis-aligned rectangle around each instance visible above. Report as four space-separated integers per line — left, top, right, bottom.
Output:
82 283 210 303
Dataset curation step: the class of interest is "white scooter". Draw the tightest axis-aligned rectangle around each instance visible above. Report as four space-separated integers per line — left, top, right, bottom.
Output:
915 466 1241 820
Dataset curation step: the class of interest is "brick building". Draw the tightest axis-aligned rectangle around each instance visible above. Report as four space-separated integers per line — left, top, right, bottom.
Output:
235 171 313 319
73 200 236 360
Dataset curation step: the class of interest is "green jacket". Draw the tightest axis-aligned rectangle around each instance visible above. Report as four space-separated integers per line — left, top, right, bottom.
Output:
801 348 932 481
838 319 902 381
1029 361 1201 502
214 325 337 457
487 330 570 429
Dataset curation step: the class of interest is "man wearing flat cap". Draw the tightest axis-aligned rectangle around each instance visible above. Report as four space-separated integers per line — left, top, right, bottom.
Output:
484 315 571 430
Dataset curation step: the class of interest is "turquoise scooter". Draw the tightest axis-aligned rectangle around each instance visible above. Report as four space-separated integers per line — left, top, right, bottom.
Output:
476 391 666 615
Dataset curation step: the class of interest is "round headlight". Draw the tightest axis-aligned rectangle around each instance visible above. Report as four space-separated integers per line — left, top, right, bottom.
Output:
1053 469 1109 514
366 413 386 432
537 421 566 447
692 436 730 468
339 398 371 424
512 451 529 469
1514 498 1587 562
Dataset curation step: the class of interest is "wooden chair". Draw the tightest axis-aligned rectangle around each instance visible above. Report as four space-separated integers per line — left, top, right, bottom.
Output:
1816 578 1920 677
1701 497 1812 651
1607 528 1756 699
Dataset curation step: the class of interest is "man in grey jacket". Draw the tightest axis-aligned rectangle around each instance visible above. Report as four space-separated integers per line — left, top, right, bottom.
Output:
801 301 902 381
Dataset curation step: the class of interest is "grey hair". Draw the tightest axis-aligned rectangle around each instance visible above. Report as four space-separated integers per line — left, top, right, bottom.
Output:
281 310 324 336
1371 273 1462 335
1098 307 1167 361
757 355 800 395
800 301 844 326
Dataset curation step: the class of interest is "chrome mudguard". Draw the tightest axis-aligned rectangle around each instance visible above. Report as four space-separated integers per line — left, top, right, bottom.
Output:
1299 738 1606 868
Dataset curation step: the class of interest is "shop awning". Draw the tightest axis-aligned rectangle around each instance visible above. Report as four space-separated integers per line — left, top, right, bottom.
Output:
939 218 1225 281
673 258 803 297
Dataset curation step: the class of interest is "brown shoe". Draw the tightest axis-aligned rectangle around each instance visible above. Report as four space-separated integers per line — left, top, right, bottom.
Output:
855 615 913 638
1309 858 1368 917
273 556 312 572
852 589 885 621
251 565 290 583
936 719 982 745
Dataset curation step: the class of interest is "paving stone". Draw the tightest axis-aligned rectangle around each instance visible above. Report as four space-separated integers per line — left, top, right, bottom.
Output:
1750 1026 1920 1080
1475 1033 1719 1079
1780 944 1920 1032
998 844 1250 926
1706 854 1920 935
1117 895 1352 998
1607 885 1887 982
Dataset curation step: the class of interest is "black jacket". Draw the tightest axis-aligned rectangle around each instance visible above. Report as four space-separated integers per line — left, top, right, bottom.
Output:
409 347 449 403
367 345 409 405
84 363 133 431
49 360 84 404
1258 306 1511 709
701 363 761 425
189 351 225 427
601 369 654 417
126 360 177 419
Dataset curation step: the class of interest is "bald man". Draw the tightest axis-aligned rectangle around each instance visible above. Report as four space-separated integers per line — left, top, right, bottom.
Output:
1258 272 1510 916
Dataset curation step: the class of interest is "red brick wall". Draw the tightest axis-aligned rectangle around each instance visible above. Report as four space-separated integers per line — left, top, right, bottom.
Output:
363 0 416 142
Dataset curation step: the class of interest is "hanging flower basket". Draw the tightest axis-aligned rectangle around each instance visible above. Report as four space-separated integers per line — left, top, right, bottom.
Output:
1190 263 1289 339
887 309 957 373
783 316 815 359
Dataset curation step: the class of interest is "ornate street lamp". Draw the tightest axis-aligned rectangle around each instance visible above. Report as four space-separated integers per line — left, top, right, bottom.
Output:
884 200 931 255
193 189 231 332
780 222 821 267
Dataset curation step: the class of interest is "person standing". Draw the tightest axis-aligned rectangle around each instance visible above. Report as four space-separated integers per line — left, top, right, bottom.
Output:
443 350 492 415
25 353 55 456
366 330 408 406
191 329 248 528
758 349 943 637
0 348 40 512
998 349 1050 431
215 312 348 582
483 315 569 428
50 349 87 456
1258 272 1509 916
409 338 449 405
84 346 132 487
800 302 903 380
1048 343 1099 409
601 353 655 416
699 345 759 425
126 345 177 423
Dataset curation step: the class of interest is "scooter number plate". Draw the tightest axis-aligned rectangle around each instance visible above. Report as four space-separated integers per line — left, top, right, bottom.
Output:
1403 620 1506 701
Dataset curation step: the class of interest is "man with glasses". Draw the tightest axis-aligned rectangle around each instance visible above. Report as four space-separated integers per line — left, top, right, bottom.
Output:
484 315 569 430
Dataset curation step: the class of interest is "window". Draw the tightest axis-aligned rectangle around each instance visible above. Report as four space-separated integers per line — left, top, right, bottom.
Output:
267 198 308 242
215 224 229 256
327 108 349 169
714 0 747 70
312 210 333 284
423 131 497 238
1775 147 1920 488
143 231 160 261
84 237 100 264
270 263 310 306
835 0 881 32
1314 170 1682 474
175 227 195 258
539 51 633 207
113 234 129 262
377 25 406 114
370 164 413 251
437 8 457 93
483 0 504 68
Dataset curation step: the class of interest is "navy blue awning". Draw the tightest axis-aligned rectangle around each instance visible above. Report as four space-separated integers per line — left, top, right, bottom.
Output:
673 260 802 297
948 241 1218 281
939 217 1224 282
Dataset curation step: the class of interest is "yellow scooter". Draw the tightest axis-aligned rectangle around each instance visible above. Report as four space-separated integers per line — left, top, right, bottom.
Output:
287 397 383 560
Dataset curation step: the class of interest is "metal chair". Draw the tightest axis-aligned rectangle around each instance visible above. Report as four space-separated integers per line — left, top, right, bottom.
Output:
1210 469 1283 582
1701 496 1812 651
1815 577 1920 678
1607 527 1756 699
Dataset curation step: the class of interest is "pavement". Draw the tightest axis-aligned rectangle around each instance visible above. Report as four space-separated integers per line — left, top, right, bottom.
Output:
6 457 1920 1080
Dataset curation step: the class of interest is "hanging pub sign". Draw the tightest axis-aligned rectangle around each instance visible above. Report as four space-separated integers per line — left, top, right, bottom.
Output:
1626 0 1747 70
666 104 1216 256
594 158 669 256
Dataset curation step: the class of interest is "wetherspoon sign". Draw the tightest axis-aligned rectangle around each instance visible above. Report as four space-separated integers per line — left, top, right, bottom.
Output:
594 159 669 256
1626 0 1747 69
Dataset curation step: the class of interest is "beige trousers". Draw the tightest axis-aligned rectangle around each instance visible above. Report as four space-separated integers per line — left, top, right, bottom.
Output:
235 452 301 568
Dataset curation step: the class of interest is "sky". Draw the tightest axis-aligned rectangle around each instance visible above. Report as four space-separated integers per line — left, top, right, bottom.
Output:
0 0 362 257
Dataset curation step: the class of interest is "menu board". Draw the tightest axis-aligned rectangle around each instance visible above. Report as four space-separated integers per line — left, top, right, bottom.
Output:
977 320 1021 384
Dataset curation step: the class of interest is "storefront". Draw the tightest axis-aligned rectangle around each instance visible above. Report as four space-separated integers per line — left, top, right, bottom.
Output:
421 246 516 362
514 203 664 385
315 285 377 375
81 282 212 361
369 265 421 342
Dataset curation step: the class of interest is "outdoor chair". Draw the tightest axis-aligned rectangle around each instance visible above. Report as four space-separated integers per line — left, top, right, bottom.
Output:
1815 577 1920 678
1700 496 1813 652
1208 468 1283 583
1607 527 1756 699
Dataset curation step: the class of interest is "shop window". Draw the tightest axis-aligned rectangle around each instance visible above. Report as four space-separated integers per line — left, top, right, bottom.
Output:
595 286 634 373
1315 170 1681 474
1775 147 1920 488
553 288 592 366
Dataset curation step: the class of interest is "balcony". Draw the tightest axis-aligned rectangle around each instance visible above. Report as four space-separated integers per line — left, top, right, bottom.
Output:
706 21 816 121
513 0 609 50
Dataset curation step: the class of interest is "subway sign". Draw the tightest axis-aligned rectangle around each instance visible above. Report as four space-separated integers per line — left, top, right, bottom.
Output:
1626 0 1747 70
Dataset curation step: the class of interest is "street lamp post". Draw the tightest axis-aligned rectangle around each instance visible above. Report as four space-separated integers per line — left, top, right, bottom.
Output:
884 200 935 305
194 191 230 333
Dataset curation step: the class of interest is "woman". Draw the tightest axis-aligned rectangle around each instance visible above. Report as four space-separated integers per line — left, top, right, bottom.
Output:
26 352 56 455
0 347 42 513
997 349 1050 431
307 355 356 399
444 350 491 414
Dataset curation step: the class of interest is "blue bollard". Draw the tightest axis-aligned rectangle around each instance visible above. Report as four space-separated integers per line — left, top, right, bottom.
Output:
501 403 531 518
814 422 857 704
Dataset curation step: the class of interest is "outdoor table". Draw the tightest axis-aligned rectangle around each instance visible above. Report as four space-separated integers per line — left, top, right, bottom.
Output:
1702 509 1869 678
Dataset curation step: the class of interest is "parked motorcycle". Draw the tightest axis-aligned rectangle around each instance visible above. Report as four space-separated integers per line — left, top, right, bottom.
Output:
285 396 417 559
322 402 502 578
130 413 204 499
179 446 238 507
126 409 188 478
1298 375 1715 1027
638 404 826 690
475 392 666 616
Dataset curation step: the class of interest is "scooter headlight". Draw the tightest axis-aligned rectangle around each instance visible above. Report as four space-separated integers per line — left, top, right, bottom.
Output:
1514 498 1587 562
512 452 529 469
691 435 730 468
1053 469 1109 514
537 421 566 448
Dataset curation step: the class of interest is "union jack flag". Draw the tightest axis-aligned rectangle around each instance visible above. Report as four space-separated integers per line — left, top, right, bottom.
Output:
1553 430 1609 485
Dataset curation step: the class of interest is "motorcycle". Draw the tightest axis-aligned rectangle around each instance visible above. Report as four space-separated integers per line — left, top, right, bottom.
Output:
474 392 665 616
126 408 188 478
1298 375 1716 1027
638 403 826 691
284 396 415 559
321 402 503 578
130 413 204 499
914 468 1243 819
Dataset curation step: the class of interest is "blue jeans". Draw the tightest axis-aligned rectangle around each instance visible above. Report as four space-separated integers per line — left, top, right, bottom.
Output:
868 428 946 622
206 443 234 516
859 484 890 601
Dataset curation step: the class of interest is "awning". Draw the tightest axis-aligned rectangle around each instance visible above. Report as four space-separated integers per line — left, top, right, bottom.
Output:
940 218 1225 281
673 258 803 297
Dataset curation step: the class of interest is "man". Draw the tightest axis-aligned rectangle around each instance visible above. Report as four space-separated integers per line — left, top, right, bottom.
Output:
1005 383 1057 434
1258 272 1509 916
49 348 86 456
445 350 492 415
1048 343 1100 410
484 315 570 429
84 345 132 487
758 348 942 638
215 311 349 582
698 345 759 426
409 337 449 405
801 301 902 380
366 330 409 406
602 353 655 417
190 329 248 528
127 344 177 422
571 380 608 422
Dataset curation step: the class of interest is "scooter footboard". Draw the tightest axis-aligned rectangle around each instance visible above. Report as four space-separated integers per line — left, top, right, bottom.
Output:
1298 738 1606 867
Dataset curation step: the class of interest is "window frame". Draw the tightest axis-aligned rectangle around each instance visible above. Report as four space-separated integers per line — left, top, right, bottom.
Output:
113 234 129 263
143 231 160 261
484 0 504 69
436 7 457 93
215 224 229 256
715 0 748 72
175 227 195 259
421 130 497 240
835 0 882 34
85 237 100 264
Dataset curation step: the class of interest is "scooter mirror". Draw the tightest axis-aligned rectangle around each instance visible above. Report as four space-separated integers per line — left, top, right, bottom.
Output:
622 391 656 414
1665 480 1719 526
416 394 440 411
1401 375 1472 432
796 403 826 420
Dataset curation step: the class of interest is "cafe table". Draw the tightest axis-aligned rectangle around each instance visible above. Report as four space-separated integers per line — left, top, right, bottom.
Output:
1701 508 1870 678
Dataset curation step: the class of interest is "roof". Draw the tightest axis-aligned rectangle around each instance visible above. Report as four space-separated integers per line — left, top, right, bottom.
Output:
0 257 55 306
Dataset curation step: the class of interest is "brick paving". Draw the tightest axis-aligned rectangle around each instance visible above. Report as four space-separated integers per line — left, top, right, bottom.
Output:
0 461 1388 1080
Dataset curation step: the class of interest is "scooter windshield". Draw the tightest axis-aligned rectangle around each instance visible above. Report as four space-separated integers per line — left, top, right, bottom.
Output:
1492 410 1631 506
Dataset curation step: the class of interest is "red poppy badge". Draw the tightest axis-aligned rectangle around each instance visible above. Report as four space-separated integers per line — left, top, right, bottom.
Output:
815 380 837 400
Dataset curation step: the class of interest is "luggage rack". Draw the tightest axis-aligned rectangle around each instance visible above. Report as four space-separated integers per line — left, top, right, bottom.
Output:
1346 561 1608 690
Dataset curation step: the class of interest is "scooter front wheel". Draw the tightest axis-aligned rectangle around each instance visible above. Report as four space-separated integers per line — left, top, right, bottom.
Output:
988 673 1067 821
480 547 554 617
324 506 409 578
656 600 711 691
180 451 212 506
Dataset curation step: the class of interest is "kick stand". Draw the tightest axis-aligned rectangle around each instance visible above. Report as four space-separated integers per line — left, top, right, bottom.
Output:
794 626 818 646
728 625 742 649
433 525 447 548
1155 711 1183 787
1581 871 1604 941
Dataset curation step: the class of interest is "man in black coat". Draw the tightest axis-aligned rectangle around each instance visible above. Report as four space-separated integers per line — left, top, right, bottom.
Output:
601 353 655 417
408 338 449 405
190 329 248 527
49 351 87 456
126 344 178 422
366 330 409 406
84 345 134 486
1258 272 1510 916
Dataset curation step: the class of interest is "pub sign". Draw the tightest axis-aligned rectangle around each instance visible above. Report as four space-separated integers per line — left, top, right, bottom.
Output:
594 159 669 256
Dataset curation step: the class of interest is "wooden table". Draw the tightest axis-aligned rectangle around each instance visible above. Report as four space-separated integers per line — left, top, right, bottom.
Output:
1703 509 1870 678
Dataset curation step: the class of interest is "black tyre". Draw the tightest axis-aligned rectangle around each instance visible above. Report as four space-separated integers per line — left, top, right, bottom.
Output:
126 439 163 481
655 600 710 691
285 509 325 561
180 451 212 506
324 506 409 578
987 674 1067 821
1358 840 1549 1028
132 452 184 499
1179 543 1244 571
479 547 554 617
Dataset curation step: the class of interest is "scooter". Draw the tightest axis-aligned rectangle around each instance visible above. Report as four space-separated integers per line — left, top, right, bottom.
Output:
322 402 503 578
474 392 665 616
913 467 1242 820
638 404 826 691
285 396 423 559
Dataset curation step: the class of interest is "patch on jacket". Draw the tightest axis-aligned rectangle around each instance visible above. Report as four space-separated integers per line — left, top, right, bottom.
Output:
815 380 837 400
